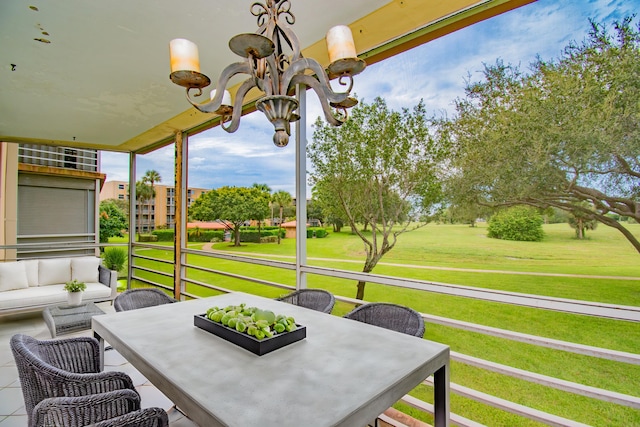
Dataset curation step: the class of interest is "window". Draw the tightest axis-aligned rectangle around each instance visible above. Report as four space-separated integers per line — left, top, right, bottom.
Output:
118 184 125 190
118 194 124 200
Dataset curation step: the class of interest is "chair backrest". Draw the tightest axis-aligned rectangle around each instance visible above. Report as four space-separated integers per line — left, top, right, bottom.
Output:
10 334 101 422
276 289 335 313
343 302 425 337
114 288 176 312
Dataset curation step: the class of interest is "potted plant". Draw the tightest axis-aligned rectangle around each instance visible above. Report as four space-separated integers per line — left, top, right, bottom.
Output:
64 279 87 306
103 247 127 275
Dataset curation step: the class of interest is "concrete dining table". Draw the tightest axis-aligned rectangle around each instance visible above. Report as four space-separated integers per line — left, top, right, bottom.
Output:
92 292 450 427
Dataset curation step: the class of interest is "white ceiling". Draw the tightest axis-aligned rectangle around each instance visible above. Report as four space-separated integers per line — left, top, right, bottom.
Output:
0 0 532 153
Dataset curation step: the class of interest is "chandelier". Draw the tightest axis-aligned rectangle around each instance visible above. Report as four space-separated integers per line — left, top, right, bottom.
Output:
169 0 365 147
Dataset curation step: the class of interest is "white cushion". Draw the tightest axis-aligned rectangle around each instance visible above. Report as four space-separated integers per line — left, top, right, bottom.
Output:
22 260 40 287
71 257 100 283
0 282 111 310
0 262 29 292
38 258 71 286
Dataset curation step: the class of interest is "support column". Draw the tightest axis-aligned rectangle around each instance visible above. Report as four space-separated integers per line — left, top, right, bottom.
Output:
0 142 18 261
174 131 187 300
127 152 136 290
295 86 307 290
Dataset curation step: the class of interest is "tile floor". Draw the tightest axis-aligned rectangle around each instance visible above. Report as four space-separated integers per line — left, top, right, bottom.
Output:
0 302 198 426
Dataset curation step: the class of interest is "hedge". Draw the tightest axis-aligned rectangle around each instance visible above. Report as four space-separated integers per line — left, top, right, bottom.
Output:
152 229 225 242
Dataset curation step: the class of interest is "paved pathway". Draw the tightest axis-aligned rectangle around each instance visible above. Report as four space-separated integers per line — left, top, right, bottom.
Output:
199 243 640 281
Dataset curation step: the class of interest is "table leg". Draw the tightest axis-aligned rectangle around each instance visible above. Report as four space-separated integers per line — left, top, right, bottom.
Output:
433 362 450 427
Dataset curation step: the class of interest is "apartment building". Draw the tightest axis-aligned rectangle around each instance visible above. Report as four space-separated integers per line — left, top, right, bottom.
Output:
100 181 208 231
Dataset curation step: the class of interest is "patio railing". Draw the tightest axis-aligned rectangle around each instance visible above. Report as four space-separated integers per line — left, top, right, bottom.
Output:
127 242 640 427
2 241 638 426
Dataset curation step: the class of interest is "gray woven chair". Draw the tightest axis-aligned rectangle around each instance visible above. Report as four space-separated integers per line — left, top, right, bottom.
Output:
343 302 425 337
114 288 177 312
276 289 335 313
32 389 168 427
10 334 137 426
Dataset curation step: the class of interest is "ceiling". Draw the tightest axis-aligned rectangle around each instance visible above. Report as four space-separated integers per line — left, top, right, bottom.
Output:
0 0 534 154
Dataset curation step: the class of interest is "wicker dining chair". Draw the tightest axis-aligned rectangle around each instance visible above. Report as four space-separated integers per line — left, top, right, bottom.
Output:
32 389 168 427
276 289 336 313
343 302 425 337
114 288 177 312
10 334 140 427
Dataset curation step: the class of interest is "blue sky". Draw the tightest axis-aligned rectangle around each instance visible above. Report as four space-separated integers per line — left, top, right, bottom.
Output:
101 0 640 195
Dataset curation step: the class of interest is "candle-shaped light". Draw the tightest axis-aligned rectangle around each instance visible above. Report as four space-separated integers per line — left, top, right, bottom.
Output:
169 38 201 73
210 89 232 107
326 25 357 63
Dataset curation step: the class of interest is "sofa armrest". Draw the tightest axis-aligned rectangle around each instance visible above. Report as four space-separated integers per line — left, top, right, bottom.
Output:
98 265 118 300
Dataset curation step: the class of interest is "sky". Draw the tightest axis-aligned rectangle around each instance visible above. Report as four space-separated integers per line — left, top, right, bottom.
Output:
100 0 640 196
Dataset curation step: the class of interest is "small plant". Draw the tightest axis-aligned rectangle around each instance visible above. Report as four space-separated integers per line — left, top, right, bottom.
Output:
64 279 87 293
103 247 127 272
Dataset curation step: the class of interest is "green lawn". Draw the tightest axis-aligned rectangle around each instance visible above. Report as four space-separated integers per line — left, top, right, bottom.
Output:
118 222 640 426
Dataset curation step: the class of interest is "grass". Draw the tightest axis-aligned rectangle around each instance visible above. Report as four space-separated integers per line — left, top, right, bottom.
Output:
118 222 640 426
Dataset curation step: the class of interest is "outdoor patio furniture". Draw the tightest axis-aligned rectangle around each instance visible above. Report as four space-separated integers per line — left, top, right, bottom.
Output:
93 292 450 426
31 389 168 427
276 288 335 313
10 334 136 426
43 302 106 337
114 288 177 312
343 302 426 337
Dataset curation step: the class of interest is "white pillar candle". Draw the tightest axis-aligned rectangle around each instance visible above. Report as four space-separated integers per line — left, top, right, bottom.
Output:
210 89 232 106
326 25 357 63
170 38 201 73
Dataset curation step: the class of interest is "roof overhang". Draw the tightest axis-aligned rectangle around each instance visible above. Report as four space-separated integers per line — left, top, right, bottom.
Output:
0 0 534 154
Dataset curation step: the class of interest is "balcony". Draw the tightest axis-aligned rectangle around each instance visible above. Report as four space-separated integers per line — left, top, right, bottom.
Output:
1 1 638 425
1 235 638 426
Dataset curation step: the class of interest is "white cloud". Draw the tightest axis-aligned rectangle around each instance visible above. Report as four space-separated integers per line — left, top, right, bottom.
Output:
101 0 640 197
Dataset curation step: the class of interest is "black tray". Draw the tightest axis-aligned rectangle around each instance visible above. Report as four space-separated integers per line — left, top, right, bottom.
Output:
194 314 306 356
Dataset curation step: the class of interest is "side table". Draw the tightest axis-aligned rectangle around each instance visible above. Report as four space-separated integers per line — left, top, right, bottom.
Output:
43 302 105 338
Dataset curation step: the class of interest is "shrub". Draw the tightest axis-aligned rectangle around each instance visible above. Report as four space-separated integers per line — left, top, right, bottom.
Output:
314 228 329 238
138 234 158 242
487 206 544 242
152 229 174 241
260 236 278 243
103 247 127 272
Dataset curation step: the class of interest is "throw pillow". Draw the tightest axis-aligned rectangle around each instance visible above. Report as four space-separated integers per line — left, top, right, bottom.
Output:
71 257 100 283
0 262 29 291
39 258 72 286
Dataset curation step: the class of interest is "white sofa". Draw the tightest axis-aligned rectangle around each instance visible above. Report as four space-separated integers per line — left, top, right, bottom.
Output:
0 256 117 314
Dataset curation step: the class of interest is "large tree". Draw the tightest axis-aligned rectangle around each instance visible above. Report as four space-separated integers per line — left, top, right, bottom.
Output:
190 186 270 246
99 200 127 243
442 18 640 253
309 97 448 300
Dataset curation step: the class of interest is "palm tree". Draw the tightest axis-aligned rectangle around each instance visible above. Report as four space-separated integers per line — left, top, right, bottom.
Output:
271 190 292 244
252 183 272 241
142 170 162 232
135 180 153 237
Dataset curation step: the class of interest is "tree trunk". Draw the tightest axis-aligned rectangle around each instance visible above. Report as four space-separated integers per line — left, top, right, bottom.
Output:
257 220 262 243
576 219 584 239
355 280 366 301
277 206 283 244
233 227 241 246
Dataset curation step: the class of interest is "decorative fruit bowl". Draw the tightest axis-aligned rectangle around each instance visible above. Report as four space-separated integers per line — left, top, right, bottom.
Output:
194 303 306 356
